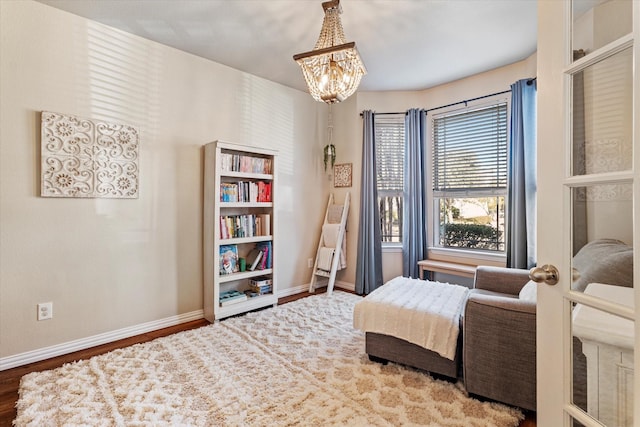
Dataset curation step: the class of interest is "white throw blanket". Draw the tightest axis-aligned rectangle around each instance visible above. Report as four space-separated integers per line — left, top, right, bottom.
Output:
317 223 347 270
353 276 470 360
316 247 335 271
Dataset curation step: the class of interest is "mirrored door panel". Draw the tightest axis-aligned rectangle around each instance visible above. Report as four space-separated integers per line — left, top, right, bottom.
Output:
572 300 634 426
571 46 632 177
565 2 636 426
572 0 632 61
571 184 633 296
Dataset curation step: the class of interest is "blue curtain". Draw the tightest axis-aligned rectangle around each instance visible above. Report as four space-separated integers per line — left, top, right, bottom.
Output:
355 111 383 294
402 109 428 278
507 79 537 269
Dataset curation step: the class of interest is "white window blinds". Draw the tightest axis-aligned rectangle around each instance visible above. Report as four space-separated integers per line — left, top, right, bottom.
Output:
375 115 405 193
432 103 508 194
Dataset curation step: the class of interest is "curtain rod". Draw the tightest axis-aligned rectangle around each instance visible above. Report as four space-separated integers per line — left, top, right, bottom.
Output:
422 88 511 113
358 88 510 117
359 77 535 117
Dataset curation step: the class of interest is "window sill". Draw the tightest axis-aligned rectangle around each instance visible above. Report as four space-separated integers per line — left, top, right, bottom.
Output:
382 243 402 253
427 247 506 267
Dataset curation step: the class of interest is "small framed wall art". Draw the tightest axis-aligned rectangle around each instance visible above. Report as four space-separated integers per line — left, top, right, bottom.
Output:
333 163 352 188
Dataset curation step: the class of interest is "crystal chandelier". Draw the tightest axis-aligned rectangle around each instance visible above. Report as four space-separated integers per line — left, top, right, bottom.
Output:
293 0 366 104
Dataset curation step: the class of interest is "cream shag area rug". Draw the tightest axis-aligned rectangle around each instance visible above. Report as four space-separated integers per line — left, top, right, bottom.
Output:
15 291 523 426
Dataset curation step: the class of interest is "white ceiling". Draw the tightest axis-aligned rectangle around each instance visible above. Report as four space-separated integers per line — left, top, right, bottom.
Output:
36 0 539 93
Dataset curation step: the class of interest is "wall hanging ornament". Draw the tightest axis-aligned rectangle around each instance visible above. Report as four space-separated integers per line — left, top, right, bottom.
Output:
333 163 352 187
324 143 336 171
323 104 336 172
41 111 139 198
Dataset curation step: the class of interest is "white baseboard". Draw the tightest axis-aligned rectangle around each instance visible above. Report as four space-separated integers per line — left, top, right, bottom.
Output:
277 283 309 297
1 282 357 371
277 280 354 296
305 280 355 293
335 280 356 292
0 310 204 371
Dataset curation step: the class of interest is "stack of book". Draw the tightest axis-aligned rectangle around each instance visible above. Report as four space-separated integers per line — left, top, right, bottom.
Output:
219 181 272 203
219 153 273 175
219 289 247 306
219 214 271 239
249 277 273 295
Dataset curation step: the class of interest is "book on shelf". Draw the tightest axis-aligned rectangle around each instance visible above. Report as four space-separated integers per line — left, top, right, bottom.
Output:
219 289 247 306
256 214 270 236
255 241 272 269
220 182 238 202
219 244 239 275
244 290 261 298
250 277 273 286
249 276 272 294
246 248 263 271
219 216 228 239
255 216 262 236
249 284 272 295
255 244 267 270
256 181 272 202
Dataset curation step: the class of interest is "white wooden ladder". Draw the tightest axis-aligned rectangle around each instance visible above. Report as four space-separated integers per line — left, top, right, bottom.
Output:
309 192 350 295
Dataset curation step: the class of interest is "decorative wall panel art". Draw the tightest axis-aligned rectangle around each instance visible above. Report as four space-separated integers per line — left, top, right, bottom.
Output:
333 163 352 188
41 111 139 198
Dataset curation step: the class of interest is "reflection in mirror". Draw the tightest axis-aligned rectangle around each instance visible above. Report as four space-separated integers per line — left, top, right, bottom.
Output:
571 303 589 427
572 0 632 60
570 415 584 427
571 184 633 294
572 300 634 426
571 46 632 176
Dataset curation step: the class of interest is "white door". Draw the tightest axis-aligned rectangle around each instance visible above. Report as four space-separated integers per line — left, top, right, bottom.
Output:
536 1 638 426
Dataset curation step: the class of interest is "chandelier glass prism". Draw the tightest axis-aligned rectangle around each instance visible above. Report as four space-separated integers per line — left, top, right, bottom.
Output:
293 0 366 104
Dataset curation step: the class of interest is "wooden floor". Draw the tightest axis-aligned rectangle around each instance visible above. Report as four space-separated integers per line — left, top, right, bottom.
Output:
0 290 536 427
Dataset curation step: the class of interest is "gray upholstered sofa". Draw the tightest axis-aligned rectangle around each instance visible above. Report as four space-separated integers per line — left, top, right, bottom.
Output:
364 238 632 413
571 238 633 291
463 238 633 413
462 266 535 411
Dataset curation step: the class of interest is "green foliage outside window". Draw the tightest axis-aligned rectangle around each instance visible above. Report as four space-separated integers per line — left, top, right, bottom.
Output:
440 223 503 251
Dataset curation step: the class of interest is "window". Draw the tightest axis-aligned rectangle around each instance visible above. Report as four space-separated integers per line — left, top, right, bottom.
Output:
375 114 405 243
431 101 508 252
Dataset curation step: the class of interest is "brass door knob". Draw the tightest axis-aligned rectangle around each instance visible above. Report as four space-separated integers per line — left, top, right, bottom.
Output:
529 264 559 286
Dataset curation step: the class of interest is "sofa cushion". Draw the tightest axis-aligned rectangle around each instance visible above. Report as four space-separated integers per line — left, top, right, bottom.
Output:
518 280 538 302
572 239 633 292
470 288 518 299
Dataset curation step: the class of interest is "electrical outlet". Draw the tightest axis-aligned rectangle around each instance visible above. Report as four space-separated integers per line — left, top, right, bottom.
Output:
307 258 314 268
37 302 53 321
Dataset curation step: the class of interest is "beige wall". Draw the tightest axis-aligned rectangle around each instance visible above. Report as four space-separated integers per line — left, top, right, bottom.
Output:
1 0 538 363
332 54 538 285
0 1 329 361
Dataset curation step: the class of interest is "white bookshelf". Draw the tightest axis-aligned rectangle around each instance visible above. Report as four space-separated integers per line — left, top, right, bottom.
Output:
203 140 277 321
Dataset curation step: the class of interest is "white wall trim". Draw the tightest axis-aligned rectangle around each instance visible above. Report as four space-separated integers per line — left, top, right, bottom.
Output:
335 280 356 292
0 309 204 371
277 283 310 297
304 280 356 293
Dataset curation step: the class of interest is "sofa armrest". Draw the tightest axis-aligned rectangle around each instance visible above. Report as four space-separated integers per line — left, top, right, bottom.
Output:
466 291 536 315
473 266 531 296
463 293 537 411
